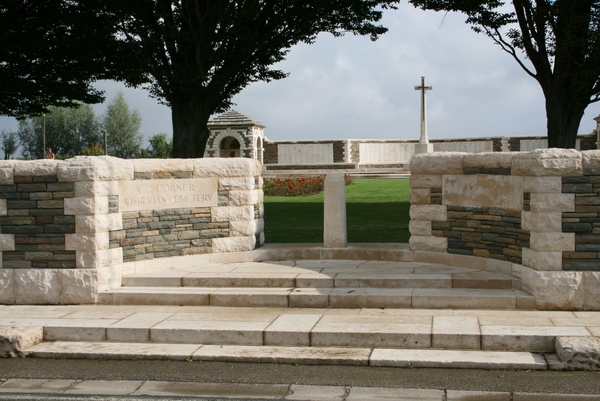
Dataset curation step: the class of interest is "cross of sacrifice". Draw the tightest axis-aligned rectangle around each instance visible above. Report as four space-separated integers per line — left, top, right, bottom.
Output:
414 76 432 145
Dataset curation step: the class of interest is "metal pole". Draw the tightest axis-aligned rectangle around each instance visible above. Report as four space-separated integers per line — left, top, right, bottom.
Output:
42 114 46 159
104 130 108 155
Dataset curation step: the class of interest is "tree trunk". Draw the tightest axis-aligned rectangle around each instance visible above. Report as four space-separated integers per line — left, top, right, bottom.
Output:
544 88 587 149
171 100 212 158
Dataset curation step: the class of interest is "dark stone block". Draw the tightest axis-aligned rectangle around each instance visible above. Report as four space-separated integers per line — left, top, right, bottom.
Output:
584 168 600 176
53 216 75 224
563 223 593 233
17 183 47 192
463 167 511 175
443 230 462 239
576 235 600 244
563 259 600 271
31 175 58 183
29 209 64 216
448 248 473 255
0 192 21 199
47 182 74 192
563 183 594 193
44 224 75 234
502 216 521 224
576 244 600 252
13 176 32 184
1 225 44 234
576 197 600 206
7 200 36 209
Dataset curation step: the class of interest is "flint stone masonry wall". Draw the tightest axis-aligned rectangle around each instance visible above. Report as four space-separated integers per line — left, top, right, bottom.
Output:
0 157 264 305
409 149 600 311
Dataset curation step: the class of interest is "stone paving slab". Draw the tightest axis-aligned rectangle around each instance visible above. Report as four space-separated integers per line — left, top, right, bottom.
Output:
370 349 547 370
0 378 599 400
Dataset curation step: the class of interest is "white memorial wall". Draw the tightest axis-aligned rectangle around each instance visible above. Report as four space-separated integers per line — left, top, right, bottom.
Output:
278 143 333 164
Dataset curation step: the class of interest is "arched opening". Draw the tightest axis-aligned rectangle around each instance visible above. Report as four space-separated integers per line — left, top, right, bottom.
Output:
220 137 241 158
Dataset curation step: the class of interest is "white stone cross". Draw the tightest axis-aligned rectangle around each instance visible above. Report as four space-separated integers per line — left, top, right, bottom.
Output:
414 76 432 145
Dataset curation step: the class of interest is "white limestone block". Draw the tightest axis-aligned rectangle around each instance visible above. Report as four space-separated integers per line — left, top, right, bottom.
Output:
74 181 119 197
512 149 583 177
463 152 514 168
59 269 100 304
583 272 600 311
448 254 486 270
0 326 43 357
98 265 122 292
530 193 575 213
0 269 15 304
14 269 60 304
228 189 263 206
0 199 7 216
409 204 447 221
279 143 333 164
409 236 447 252
0 234 15 251
211 206 254 222
434 141 493 153
76 248 123 269
324 172 347 248
75 214 123 233
169 254 210 270
530 232 575 252
0 167 13 184
230 219 264 237
521 211 562 232
556 336 600 370
410 152 464 174
583 150 600 169
409 188 431 204
131 158 194 173
485 258 512 275
212 236 256 253
523 176 562 193
66 232 110 251
13 160 59 176
57 156 134 182
443 174 523 210
64 197 109 215
193 158 262 178
409 220 432 236
521 266 584 310
359 142 415 164
522 248 563 271
219 177 256 191
409 174 442 189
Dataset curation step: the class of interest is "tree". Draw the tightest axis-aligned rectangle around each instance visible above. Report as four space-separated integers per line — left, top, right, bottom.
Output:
0 0 146 118
409 0 600 148
0 130 18 160
143 133 173 158
17 104 101 159
108 0 399 157
102 92 143 159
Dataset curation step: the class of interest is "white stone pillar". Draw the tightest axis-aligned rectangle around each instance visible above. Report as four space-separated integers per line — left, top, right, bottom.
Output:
324 172 347 248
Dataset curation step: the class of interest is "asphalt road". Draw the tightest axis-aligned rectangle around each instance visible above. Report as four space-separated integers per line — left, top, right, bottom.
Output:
1 358 600 395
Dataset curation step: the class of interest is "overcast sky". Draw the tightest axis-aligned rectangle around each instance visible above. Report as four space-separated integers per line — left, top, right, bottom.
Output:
1 2 599 145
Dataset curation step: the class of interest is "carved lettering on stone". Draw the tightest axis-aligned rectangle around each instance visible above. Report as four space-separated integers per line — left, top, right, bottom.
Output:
119 178 218 212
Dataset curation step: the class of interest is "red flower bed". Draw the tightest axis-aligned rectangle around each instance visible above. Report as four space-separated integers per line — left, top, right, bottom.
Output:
263 175 353 197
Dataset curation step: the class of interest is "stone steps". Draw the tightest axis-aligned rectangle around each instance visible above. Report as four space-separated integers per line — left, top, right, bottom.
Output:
99 286 535 309
105 260 532 309
25 341 548 370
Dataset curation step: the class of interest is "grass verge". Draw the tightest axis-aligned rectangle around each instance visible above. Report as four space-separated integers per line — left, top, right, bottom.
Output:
263 178 410 243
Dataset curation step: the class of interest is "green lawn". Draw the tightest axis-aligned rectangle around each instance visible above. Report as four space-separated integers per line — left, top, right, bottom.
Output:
263 178 410 243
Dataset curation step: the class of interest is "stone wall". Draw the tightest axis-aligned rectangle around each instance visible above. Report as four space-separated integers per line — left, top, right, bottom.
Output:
409 149 600 310
0 157 264 305
263 131 598 169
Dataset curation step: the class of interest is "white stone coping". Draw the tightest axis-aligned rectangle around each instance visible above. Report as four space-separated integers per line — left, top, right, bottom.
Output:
410 149 599 176
0 156 263 182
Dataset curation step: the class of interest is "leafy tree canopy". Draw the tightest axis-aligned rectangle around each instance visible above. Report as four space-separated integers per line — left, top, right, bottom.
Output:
102 92 143 159
0 0 146 118
108 0 399 157
409 0 600 148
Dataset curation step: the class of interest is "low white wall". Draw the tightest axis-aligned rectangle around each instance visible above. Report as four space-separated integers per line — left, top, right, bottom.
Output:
359 143 414 164
0 157 264 305
521 138 581 151
433 141 493 153
278 144 333 164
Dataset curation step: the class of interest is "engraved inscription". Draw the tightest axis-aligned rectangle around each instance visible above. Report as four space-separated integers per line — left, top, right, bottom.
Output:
119 178 218 211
